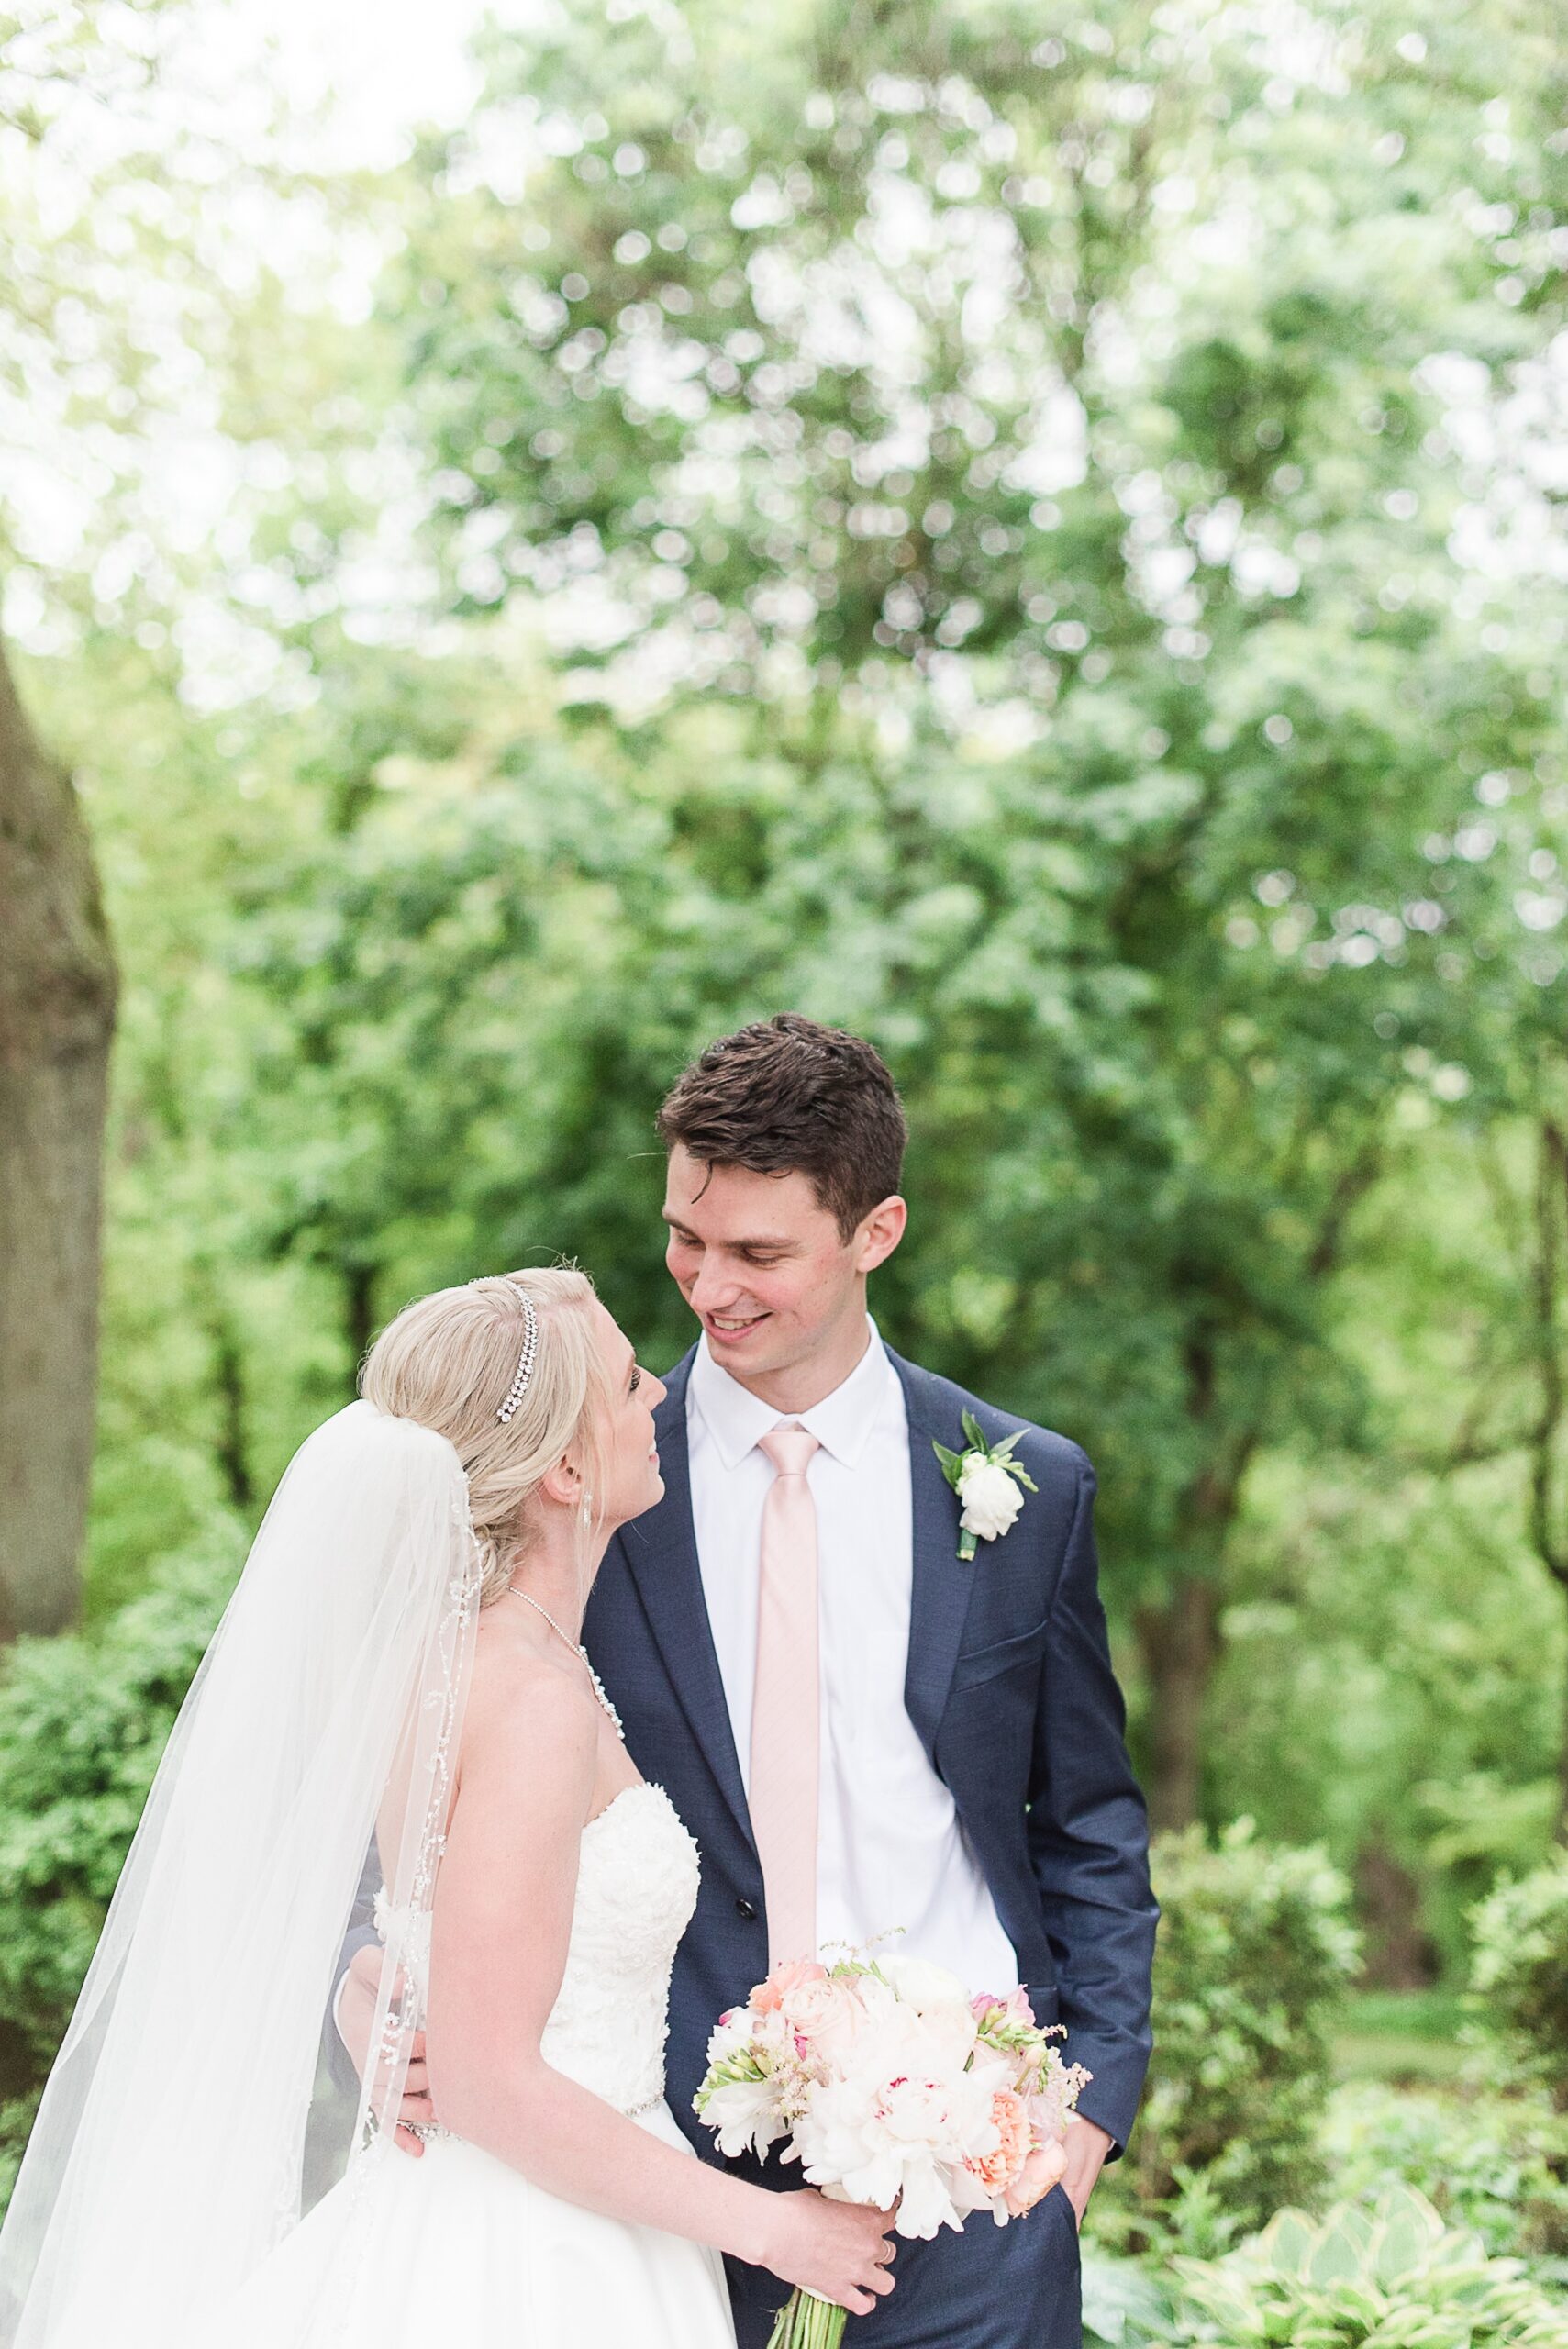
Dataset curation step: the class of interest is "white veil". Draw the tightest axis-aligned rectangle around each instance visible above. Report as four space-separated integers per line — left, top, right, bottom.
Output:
0 1400 482 2349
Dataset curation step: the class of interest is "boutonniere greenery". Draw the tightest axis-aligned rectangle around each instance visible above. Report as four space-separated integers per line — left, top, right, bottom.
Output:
932 1412 1039 1562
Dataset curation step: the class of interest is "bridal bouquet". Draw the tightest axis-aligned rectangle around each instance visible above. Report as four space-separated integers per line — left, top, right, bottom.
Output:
695 1952 1091 2349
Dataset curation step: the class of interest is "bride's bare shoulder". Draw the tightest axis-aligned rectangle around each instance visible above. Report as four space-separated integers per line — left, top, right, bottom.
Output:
459 1607 598 1790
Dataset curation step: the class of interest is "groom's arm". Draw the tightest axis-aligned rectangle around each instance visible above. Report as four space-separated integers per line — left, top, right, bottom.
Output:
1026 1453 1158 2161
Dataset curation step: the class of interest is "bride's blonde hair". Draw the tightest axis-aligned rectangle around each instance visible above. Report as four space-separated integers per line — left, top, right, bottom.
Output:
359 1266 616 1606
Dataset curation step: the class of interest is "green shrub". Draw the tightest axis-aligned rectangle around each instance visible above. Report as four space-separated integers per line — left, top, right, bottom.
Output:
0 2089 40 2225
1322 2080 1568 2263
0 1519 242 2199
1083 2252 1175 2347
1085 2186 1568 2348
1167 2184 1568 2347
1471 1859 1568 2111
1105 1820 1362 2245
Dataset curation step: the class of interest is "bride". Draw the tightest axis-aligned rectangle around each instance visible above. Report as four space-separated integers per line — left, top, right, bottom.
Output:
0 1268 895 2347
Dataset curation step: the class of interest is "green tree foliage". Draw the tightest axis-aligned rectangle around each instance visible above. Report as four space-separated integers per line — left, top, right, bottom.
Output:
1201 1168 1568 1977
3 0 1567 2054
372 0 1568 1820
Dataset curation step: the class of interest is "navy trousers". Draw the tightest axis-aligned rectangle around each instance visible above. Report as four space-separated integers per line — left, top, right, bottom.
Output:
723 2180 1082 2349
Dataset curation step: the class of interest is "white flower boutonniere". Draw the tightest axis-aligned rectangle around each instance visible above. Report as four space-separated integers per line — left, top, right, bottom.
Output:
932 1411 1039 1562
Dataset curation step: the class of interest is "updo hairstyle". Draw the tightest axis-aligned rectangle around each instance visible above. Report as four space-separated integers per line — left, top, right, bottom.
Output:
360 1266 616 1606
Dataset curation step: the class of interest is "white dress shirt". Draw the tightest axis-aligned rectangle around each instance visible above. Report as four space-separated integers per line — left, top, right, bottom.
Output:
687 1319 1021 1991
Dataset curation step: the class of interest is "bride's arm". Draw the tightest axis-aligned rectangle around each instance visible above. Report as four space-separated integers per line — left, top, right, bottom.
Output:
421 1652 894 2314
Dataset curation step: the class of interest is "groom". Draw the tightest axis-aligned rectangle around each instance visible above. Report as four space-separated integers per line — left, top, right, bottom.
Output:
583 1014 1157 2349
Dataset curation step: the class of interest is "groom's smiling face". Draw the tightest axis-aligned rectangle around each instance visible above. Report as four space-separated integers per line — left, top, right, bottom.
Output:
662 1142 904 1386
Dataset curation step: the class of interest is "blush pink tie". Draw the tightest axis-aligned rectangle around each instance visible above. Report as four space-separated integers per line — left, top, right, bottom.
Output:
751 1422 822 1970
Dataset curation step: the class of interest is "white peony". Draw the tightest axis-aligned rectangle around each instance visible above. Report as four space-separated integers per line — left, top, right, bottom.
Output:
789 2004 1000 2238
878 1955 980 2066
957 1454 1024 1542
877 1954 971 2016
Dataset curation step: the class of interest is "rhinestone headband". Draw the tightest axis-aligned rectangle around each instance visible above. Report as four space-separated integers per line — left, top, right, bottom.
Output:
495 1283 539 1424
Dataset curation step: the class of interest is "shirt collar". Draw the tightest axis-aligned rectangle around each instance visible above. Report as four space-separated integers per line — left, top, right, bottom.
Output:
687 1317 895 1471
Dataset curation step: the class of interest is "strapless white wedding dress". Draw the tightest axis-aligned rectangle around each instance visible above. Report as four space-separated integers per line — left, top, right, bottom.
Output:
206 1783 737 2348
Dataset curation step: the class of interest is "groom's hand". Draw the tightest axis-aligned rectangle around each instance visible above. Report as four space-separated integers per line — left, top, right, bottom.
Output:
339 1944 437 2156
1061 2115 1114 2228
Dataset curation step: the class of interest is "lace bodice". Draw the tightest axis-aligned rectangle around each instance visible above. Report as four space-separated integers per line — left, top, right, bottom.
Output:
540 1783 701 2111
378 1781 700 2119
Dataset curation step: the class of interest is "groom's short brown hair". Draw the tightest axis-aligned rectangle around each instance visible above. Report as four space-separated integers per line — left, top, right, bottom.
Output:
657 1014 907 1240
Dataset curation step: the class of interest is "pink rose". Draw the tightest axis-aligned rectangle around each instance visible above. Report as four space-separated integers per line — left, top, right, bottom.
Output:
780 1972 867 2065
971 1987 1037 2027
965 2088 1032 2196
1003 2130 1068 2217
751 1958 828 2016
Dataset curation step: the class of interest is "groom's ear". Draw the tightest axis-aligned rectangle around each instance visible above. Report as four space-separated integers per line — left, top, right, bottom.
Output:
852 1195 907 1275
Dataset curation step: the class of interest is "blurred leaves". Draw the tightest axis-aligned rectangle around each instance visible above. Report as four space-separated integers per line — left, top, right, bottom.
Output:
4 0 1568 1899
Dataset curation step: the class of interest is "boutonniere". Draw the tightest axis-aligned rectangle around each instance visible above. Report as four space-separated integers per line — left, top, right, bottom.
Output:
932 1411 1039 1562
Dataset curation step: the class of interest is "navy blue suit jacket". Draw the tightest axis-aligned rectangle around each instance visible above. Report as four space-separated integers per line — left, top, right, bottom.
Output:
581 1342 1157 2170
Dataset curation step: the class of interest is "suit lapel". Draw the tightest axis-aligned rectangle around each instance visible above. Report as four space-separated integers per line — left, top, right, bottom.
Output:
618 1349 754 1851
888 1348 975 1764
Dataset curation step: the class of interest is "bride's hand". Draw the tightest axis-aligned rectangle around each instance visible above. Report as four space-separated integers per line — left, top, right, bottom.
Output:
757 2188 897 2314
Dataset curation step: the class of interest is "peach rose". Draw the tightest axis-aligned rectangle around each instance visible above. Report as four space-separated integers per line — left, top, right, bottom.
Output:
1003 2129 1068 2217
751 1958 828 2015
966 2088 1032 2197
780 1971 867 2065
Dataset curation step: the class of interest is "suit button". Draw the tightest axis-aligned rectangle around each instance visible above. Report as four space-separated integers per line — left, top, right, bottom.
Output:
735 1898 758 1920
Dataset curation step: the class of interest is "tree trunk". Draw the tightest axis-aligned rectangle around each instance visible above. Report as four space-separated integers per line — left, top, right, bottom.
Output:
1556 1624 1568 1850
208 1308 253 1512
1132 1330 1261 1831
1353 1840 1440 1987
1134 1573 1222 1831
1523 1117 1568 1844
0 633 117 1640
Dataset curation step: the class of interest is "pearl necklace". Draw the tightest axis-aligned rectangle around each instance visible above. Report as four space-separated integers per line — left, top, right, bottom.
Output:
506 1584 626 1742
